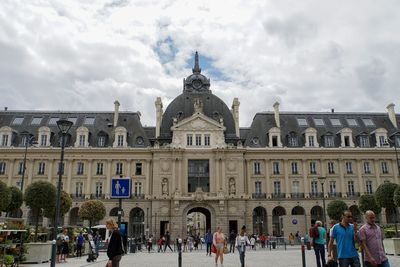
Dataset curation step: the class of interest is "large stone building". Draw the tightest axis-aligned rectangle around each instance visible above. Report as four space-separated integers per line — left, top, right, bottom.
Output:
0 53 399 239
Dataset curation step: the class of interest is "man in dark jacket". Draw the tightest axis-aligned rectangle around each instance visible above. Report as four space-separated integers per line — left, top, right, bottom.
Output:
106 218 124 267
229 231 236 253
163 231 173 252
204 229 213 256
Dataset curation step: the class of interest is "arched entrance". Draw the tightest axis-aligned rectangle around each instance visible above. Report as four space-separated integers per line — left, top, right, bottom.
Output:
129 208 144 239
109 207 119 217
186 207 211 236
252 206 267 235
311 206 323 221
349 205 361 223
272 206 286 236
291 206 305 215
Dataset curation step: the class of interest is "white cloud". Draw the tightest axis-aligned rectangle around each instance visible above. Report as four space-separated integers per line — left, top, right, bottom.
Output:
0 0 399 127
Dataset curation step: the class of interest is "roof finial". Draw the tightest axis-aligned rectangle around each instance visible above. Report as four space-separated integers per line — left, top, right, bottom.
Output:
192 51 201 74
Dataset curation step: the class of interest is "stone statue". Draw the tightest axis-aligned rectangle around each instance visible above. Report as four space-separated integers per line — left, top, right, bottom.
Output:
193 98 203 113
229 178 236 195
162 178 168 196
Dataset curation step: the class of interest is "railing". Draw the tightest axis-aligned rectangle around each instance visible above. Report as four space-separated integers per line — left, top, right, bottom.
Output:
271 193 286 199
131 194 145 199
309 192 324 198
328 192 342 197
90 194 105 199
252 193 267 199
347 192 360 197
70 194 85 199
291 193 305 198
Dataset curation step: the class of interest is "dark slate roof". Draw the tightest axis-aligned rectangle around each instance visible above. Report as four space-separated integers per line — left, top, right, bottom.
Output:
244 111 400 147
0 110 150 147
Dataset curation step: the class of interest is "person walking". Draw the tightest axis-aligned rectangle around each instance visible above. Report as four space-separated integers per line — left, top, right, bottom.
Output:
359 210 390 267
235 225 250 267
328 210 360 267
213 226 226 267
93 231 101 257
75 232 84 258
260 233 266 248
106 218 125 267
61 228 69 263
163 231 173 252
205 229 213 256
289 233 295 246
313 221 327 267
229 230 236 253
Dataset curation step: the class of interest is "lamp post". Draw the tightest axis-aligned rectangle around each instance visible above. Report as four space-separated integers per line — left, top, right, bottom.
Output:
50 119 73 267
318 177 327 227
20 135 36 192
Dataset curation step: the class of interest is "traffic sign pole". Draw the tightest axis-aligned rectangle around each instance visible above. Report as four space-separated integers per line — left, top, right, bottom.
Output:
118 198 122 229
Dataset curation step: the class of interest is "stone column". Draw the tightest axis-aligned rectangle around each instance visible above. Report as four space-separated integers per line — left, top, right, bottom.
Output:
392 159 399 184
145 159 151 195
47 159 53 182
215 157 220 191
284 160 290 198
171 157 176 193
105 159 112 198
245 159 250 195
7 159 14 186
374 159 382 186
177 158 182 193
27 159 34 186
221 159 226 192
85 160 92 198
66 159 73 194
302 160 309 197
265 159 271 197
238 158 245 195
338 159 346 197
356 160 364 195
126 159 131 177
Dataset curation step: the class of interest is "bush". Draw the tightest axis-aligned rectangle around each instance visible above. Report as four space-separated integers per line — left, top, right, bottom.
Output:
327 200 348 221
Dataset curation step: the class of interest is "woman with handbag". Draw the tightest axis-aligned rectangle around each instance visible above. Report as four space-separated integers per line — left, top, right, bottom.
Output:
213 226 226 267
106 218 125 267
235 225 250 267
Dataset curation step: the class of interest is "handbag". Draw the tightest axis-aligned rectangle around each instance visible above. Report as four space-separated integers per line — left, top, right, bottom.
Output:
211 244 217 253
223 245 229 254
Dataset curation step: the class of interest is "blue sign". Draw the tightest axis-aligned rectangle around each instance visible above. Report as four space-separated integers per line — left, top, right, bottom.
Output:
111 177 131 198
292 219 298 225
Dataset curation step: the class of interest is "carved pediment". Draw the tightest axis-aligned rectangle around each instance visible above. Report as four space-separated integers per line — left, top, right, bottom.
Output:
171 113 226 132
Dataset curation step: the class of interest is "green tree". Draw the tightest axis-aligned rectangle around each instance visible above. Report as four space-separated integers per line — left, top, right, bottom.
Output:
78 200 106 228
327 200 348 221
4 186 23 217
394 185 400 207
24 181 56 241
375 182 398 209
43 191 72 226
359 194 381 215
0 181 12 213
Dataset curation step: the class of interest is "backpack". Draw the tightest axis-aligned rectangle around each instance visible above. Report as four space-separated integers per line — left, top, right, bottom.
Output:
312 226 320 239
56 235 63 246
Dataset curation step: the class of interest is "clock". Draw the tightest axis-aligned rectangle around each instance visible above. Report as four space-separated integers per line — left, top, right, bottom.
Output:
192 79 202 89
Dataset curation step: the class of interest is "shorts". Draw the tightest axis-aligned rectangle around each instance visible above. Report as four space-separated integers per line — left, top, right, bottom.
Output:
216 243 224 250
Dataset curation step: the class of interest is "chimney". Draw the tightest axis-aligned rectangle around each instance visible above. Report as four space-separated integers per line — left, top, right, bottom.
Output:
387 103 397 128
331 108 334 113
113 100 120 127
4 107 7 111
155 97 163 138
273 102 280 128
231 98 240 137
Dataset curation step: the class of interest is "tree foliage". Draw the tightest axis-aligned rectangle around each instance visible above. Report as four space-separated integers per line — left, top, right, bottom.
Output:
327 200 348 221
359 194 381 215
375 182 398 209
0 181 11 212
394 185 400 207
5 186 23 214
43 191 72 224
78 200 106 227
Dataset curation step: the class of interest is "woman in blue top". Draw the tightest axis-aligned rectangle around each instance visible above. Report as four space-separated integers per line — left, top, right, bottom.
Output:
313 220 327 267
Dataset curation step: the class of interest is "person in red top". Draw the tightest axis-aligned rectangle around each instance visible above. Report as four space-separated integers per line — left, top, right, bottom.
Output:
260 233 266 248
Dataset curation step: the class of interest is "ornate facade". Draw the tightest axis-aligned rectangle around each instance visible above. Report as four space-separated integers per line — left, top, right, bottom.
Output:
0 52 399 238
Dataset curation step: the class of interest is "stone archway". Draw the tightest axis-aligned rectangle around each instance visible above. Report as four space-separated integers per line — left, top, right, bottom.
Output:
272 206 286 236
310 206 323 221
252 206 267 235
129 208 145 239
109 207 119 217
186 207 211 236
181 204 216 238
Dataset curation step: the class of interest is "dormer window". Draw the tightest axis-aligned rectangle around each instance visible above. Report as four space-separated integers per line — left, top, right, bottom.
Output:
117 135 124 146
324 134 335 147
330 118 342 126
269 127 282 147
74 126 89 148
1 135 9 146
38 126 51 147
297 118 308 127
305 128 319 147
287 132 298 147
113 127 127 147
346 119 358 126
359 134 370 148
373 128 388 147
339 128 354 148
0 127 13 147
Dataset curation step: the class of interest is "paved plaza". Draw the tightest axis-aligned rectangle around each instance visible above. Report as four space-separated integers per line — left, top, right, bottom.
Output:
24 247 400 267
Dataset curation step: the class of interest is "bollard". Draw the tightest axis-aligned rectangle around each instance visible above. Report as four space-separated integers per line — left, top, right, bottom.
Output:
284 241 287 250
178 238 182 267
301 244 306 267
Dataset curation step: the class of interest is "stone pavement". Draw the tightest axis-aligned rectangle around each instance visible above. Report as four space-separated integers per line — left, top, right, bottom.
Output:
22 247 400 267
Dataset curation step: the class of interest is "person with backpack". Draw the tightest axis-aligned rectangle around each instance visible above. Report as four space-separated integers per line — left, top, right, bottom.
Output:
313 221 327 267
76 232 84 258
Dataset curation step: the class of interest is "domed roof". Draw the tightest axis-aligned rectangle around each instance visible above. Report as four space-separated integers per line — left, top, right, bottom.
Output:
159 52 238 142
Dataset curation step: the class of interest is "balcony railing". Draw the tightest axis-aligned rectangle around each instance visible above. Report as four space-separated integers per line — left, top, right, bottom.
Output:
291 193 305 198
90 194 105 199
271 193 286 199
252 193 267 199
70 194 85 200
131 193 145 199
328 192 342 197
347 192 360 197
309 192 324 198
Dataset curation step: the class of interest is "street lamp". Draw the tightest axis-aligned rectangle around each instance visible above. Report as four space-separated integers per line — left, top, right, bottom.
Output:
50 119 73 267
20 134 37 192
318 177 327 228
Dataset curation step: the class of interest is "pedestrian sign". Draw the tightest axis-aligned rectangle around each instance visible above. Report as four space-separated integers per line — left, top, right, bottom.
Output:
111 177 131 198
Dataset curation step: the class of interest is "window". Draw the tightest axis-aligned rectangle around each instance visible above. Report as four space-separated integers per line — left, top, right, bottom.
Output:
313 118 325 126
395 135 400 147
329 181 336 194
273 181 281 194
12 117 24 125
254 162 261 175
1 135 9 146
309 162 317 174
18 162 24 175
291 162 298 174
272 136 278 147
135 163 142 175
308 136 315 147
57 162 64 175
292 181 300 194
362 118 375 127
39 135 47 146
297 118 308 126
117 135 124 147
311 181 318 194
67 117 77 124
204 134 210 146
134 182 142 196
366 181 373 194
195 134 202 146
31 117 42 125
75 182 83 197
38 162 45 175
116 163 123 175
77 162 84 175
79 135 86 146
359 135 370 148
0 162 6 175
345 162 353 174
255 181 262 194
48 117 59 125
347 181 355 196
379 136 386 146
288 133 298 147
381 161 388 174
96 162 104 175
344 136 351 147
346 119 358 126
95 182 103 197
187 134 193 146
324 135 335 147
84 117 95 125
330 118 342 126
363 162 371 174
328 162 335 174
272 162 280 174
98 136 106 147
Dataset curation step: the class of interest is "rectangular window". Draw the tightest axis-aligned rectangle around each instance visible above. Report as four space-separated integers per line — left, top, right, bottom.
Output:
330 118 342 126
329 181 336 194
325 136 334 147
95 182 103 197
40 135 47 146
272 136 278 147
288 136 298 147
204 134 210 146
381 161 389 174
362 118 375 127
31 117 42 125
57 162 64 175
1 135 9 146
396 136 400 147
77 162 84 175
328 162 335 174
84 117 95 125
313 118 325 126
75 182 83 197
359 135 370 148
308 136 315 147
48 117 59 125
366 181 373 194
79 135 85 146
379 136 386 147
12 117 24 125
98 136 106 147
344 136 350 147
96 162 104 175
272 162 280 175
273 181 281 194
346 119 358 126
117 135 124 147
345 162 353 174
135 163 142 175
67 117 77 124
311 181 318 194
254 162 261 175
297 118 308 126
116 163 123 175
309 162 317 174
134 182 142 196
291 162 298 174
0 162 6 175
255 181 262 194
187 134 193 146
18 162 24 175
292 181 300 194
347 181 355 195
363 162 371 174
195 134 202 146
38 162 45 175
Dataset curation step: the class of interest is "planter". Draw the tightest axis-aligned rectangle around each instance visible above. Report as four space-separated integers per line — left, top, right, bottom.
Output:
24 242 52 263
393 238 400 255
383 238 400 255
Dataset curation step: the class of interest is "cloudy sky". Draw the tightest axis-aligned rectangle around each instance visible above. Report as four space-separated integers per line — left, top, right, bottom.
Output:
1 0 399 127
